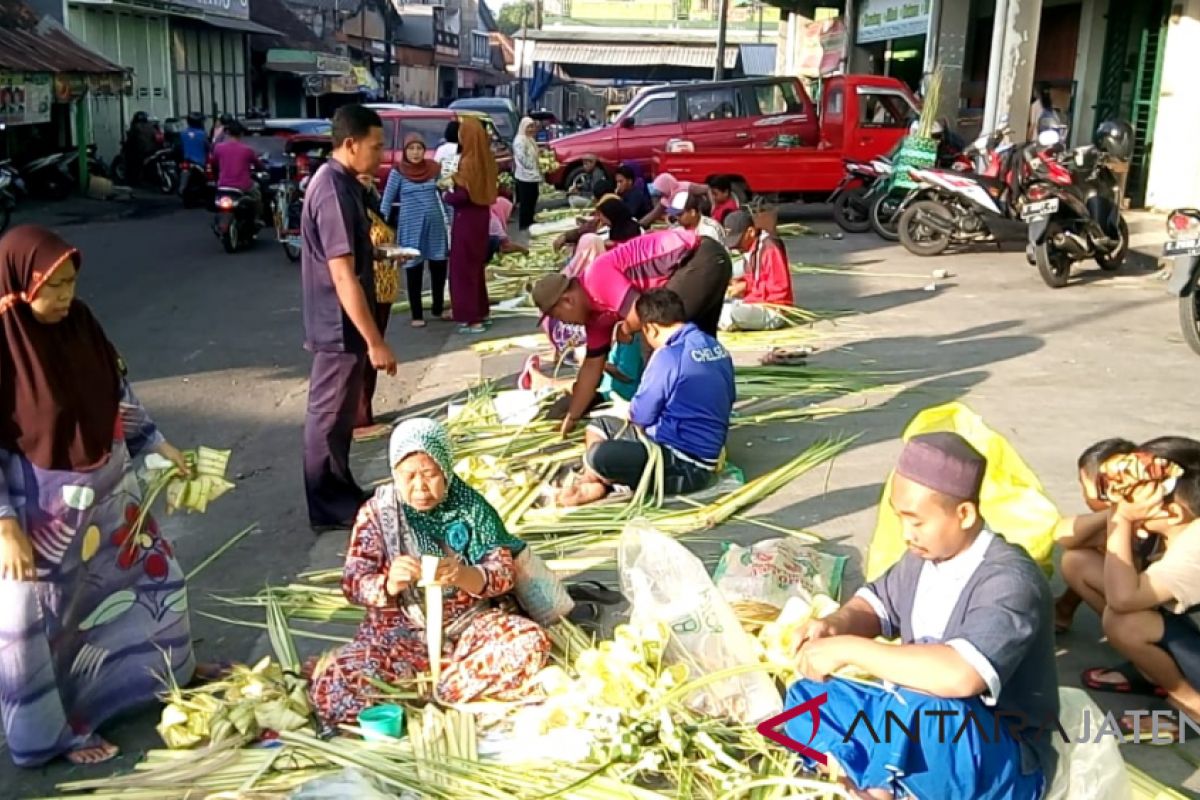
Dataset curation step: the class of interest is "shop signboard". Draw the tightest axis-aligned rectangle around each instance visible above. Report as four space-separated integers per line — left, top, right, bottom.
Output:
857 0 931 44
164 0 249 21
0 72 53 125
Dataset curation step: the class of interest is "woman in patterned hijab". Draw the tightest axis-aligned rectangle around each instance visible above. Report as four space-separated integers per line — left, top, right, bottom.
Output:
308 418 549 727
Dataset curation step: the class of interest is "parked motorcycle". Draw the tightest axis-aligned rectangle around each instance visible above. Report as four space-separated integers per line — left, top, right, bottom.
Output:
0 159 24 233
22 148 81 200
146 147 179 194
830 159 887 234
1163 209 1200 355
1023 120 1132 288
273 177 304 262
869 125 972 241
895 129 1027 256
273 136 331 262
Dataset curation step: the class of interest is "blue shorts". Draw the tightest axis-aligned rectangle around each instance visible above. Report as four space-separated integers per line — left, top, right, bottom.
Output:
1158 609 1200 688
783 678 1044 800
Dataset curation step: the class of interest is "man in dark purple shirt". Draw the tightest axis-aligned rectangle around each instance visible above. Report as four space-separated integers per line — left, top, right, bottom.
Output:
300 104 394 531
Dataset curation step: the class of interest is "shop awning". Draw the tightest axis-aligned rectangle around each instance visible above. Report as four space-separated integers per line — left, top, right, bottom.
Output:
531 41 737 70
0 9 123 74
193 15 280 35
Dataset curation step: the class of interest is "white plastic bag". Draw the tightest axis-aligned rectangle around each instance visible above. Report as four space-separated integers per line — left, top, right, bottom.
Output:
289 767 393 800
618 522 782 724
1043 688 1133 800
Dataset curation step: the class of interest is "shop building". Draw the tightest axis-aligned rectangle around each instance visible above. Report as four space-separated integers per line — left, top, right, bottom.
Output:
66 0 277 160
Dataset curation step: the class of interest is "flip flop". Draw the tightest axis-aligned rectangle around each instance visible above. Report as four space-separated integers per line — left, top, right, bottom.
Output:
517 354 542 391
66 734 120 765
1081 663 1167 697
567 580 624 606
1118 714 1180 745
458 324 487 335
761 347 813 366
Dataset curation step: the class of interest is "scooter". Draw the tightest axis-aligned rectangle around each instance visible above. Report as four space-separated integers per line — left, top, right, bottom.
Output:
1023 126 1130 288
895 130 1027 257
830 159 886 234
1163 209 1200 355
178 160 210 208
145 147 179 195
213 169 269 254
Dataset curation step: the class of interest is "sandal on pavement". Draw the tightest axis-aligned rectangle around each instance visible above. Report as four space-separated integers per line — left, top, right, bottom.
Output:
567 580 624 606
517 354 542 391
761 347 813 366
458 324 487 335
1119 713 1180 745
1081 663 1167 697
411 319 427 328
66 735 120 766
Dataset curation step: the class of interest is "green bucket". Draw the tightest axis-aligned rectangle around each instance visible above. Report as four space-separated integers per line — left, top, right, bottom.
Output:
358 704 405 741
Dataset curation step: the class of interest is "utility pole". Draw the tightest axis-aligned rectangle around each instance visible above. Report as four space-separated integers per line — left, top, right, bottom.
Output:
381 0 394 101
714 0 730 80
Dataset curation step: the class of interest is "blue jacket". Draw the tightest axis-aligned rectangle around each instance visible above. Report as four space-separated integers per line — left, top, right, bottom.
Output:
181 127 208 165
629 323 734 463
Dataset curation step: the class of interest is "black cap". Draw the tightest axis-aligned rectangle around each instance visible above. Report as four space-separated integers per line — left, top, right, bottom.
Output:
723 210 754 250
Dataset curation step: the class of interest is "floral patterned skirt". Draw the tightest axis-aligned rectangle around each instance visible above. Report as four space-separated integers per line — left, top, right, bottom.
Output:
309 609 550 726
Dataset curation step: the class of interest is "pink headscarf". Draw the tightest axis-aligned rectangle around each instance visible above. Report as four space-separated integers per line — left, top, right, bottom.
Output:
651 173 689 207
489 196 513 238
651 173 679 198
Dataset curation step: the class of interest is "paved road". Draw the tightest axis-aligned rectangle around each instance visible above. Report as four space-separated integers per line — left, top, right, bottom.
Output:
1 198 454 796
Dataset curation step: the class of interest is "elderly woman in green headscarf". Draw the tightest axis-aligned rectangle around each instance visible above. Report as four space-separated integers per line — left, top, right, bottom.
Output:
309 418 551 726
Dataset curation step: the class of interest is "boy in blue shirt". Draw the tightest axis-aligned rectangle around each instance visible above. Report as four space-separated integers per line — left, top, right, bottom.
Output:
558 288 735 507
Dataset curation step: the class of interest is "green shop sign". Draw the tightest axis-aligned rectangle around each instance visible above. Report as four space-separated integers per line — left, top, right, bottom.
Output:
857 0 932 44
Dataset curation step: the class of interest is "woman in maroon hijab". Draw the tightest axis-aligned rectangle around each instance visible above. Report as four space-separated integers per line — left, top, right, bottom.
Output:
0 225 193 766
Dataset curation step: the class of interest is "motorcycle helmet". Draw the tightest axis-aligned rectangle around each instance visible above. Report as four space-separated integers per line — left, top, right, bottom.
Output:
1094 119 1134 161
219 113 235 126
186 111 204 128
132 110 149 124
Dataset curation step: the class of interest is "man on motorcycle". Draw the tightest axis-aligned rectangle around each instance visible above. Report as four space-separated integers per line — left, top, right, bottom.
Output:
180 112 209 167
212 122 262 216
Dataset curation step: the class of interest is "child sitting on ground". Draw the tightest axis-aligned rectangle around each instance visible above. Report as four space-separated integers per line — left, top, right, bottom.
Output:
783 432 1058 799
719 211 794 331
1054 437 1137 633
557 289 734 507
1064 437 1200 742
706 174 741 224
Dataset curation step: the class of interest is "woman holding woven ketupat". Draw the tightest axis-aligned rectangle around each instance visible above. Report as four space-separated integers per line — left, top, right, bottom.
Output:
0 225 195 767
308 419 551 726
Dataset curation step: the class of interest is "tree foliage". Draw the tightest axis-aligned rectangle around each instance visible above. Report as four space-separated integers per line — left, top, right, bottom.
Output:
497 1 536 35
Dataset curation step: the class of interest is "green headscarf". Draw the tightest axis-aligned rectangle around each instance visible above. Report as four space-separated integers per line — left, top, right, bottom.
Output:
388 418 526 565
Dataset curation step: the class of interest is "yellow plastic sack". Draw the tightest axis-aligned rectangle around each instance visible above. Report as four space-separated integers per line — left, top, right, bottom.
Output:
865 402 1060 581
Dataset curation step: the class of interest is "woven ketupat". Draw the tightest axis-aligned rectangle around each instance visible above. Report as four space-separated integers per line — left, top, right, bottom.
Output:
865 402 1061 581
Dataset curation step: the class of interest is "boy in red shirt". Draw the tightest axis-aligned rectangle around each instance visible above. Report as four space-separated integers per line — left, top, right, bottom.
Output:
719 211 793 331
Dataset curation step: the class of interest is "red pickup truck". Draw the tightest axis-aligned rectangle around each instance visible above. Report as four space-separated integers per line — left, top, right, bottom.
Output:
545 76 819 190
653 75 919 202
